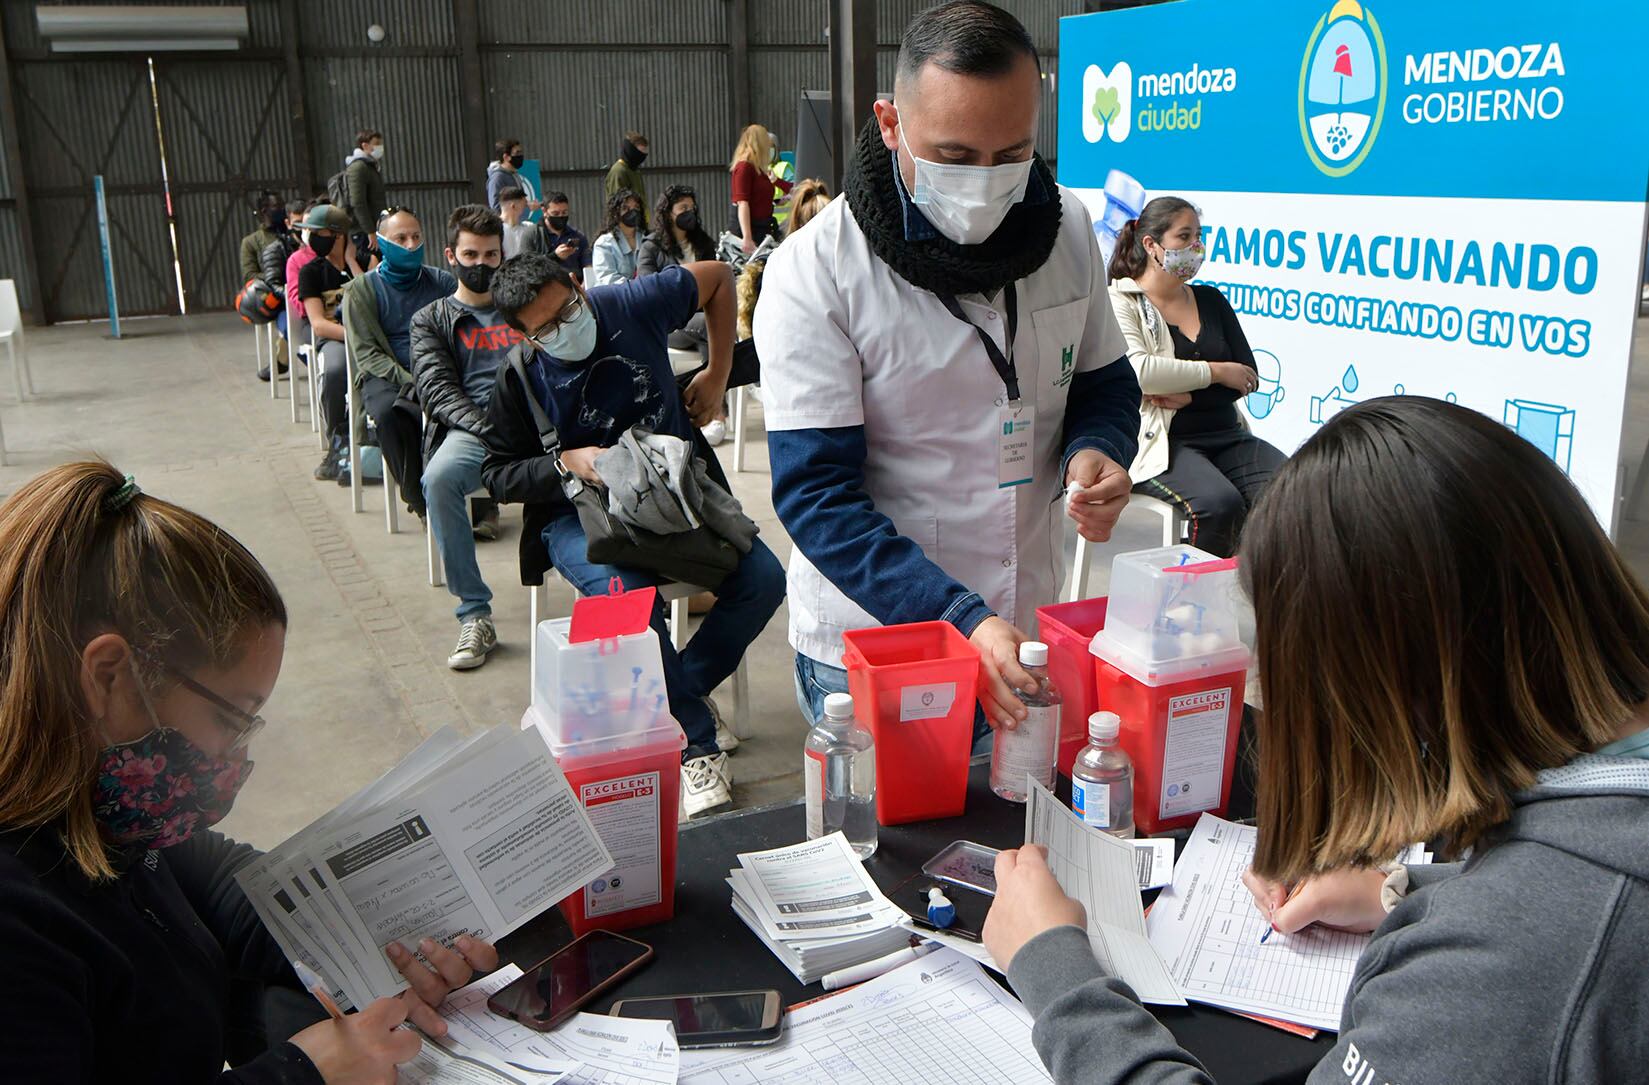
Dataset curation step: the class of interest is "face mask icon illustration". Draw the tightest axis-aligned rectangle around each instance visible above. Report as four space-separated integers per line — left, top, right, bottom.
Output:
1245 350 1285 420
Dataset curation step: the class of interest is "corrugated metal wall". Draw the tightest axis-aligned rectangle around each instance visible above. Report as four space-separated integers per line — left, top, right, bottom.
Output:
1 0 1085 321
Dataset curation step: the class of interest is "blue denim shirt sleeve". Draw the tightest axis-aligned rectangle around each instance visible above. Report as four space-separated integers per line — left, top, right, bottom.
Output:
770 426 996 637
1059 357 1143 477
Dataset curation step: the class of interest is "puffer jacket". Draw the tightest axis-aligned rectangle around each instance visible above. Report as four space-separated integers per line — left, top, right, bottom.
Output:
409 295 497 459
258 235 300 290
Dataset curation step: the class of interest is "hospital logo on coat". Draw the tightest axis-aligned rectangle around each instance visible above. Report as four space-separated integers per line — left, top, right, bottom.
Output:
1298 1 1387 176
1082 62 1132 143
1056 344 1075 387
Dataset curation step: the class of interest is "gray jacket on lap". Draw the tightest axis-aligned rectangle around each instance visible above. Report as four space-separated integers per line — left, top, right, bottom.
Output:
1006 755 1649 1084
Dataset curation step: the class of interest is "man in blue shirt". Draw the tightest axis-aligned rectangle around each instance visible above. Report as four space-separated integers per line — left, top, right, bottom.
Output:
341 207 456 515
481 253 784 818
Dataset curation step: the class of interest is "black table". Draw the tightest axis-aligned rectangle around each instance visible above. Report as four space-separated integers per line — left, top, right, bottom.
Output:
499 759 1331 1084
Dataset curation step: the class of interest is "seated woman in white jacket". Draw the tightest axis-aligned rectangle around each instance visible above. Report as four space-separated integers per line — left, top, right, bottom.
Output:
1107 196 1284 556
589 188 644 286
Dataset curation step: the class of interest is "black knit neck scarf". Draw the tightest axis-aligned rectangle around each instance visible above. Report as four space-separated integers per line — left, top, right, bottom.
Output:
843 119 1062 297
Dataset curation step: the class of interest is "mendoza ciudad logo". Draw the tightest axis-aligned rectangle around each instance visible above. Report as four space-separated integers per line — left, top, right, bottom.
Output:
1299 0 1387 176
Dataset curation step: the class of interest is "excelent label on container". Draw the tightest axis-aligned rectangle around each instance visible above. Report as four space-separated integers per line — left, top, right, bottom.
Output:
1072 776 1111 828
1160 687 1232 819
900 682 957 722
580 772 661 918
804 748 826 840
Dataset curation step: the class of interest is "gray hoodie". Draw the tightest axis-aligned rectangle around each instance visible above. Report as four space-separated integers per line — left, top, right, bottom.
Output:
1007 755 1649 1084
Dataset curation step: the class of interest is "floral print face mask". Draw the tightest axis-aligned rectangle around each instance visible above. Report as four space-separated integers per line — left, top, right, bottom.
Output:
91 661 255 849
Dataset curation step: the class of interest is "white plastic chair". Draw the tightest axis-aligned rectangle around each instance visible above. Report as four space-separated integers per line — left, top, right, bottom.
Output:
251 322 266 379
527 573 751 740
1065 493 1185 603
1 280 34 403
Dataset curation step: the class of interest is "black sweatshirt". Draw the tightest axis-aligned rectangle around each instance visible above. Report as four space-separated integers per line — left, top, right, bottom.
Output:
0 825 323 1084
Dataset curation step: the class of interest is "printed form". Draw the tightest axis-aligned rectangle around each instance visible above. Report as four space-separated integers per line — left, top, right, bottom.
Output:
437 964 679 1085
1025 781 1185 1005
1144 813 1368 1031
679 948 1051 1084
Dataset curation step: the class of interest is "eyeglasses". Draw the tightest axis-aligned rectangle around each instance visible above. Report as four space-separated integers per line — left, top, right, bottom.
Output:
138 650 266 754
524 295 586 349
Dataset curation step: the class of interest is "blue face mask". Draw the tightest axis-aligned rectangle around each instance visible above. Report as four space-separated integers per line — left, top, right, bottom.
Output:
376 233 424 289
536 301 599 362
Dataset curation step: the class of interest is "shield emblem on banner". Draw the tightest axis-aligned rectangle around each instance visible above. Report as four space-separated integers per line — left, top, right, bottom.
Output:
1298 1 1387 176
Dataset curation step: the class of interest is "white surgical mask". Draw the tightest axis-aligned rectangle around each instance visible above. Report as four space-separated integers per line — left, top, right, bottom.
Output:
370 143 385 162
536 303 598 362
905 141 1033 246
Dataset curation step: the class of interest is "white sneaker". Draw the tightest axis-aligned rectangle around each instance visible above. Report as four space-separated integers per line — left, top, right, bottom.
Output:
704 697 739 753
702 419 728 446
680 752 733 819
446 616 497 670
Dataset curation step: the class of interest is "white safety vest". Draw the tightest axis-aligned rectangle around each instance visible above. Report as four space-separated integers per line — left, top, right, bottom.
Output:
755 189 1130 666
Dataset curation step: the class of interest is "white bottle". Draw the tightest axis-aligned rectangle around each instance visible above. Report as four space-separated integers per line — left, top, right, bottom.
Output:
1071 711 1134 838
990 642 1061 803
804 693 878 858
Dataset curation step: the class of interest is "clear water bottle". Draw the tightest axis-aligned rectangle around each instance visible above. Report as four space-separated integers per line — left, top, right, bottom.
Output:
990 642 1061 803
1071 711 1134 838
805 693 878 858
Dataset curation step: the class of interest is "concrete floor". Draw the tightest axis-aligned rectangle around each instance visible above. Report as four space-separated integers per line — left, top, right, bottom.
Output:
2 309 1648 850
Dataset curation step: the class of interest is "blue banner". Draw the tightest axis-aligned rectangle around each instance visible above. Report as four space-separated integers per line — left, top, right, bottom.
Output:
1058 0 1648 202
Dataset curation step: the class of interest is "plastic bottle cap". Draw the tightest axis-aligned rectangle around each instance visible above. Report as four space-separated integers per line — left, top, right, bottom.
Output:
823 692 855 721
1089 711 1121 741
1019 641 1049 667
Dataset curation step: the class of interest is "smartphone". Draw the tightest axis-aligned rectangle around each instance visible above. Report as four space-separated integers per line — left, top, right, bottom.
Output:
610 989 784 1049
487 931 654 1032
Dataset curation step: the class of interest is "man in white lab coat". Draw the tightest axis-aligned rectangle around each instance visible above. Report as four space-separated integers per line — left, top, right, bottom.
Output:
755 1 1142 734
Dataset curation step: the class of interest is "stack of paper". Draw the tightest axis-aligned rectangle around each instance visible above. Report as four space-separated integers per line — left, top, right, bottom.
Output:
726 833 913 983
236 725 615 1011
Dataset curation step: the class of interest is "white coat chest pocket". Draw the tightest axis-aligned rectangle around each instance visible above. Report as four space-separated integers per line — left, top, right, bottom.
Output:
1030 298 1089 410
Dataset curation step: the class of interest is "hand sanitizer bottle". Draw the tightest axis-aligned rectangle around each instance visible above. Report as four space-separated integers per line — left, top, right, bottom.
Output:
1071 711 1134 838
804 693 878 858
990 642 1061 803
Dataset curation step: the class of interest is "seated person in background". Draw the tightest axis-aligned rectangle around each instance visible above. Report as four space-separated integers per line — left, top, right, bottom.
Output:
340 206 457 517
410 205 511 671
537 190 591 283
482 253 786 818
0 460 499 1083
238 192 283 283
1108 196 1284 557
589 188 645 286
498 186 544 260
982 396 1649 1085
638 185 729 444
295 203 359 484
255 198 306 382
735 178 833 341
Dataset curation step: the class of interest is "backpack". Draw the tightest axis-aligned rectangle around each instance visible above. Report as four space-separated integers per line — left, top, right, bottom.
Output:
325 167 352 216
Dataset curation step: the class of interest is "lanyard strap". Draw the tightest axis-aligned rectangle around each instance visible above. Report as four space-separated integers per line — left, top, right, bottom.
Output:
937 282 1020 403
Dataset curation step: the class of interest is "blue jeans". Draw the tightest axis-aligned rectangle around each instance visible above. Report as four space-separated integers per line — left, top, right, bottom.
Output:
423 431 492 622
544 514 786 754
793 653 994 753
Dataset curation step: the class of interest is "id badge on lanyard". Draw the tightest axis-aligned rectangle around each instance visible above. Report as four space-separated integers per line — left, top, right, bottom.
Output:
938 284 1030 489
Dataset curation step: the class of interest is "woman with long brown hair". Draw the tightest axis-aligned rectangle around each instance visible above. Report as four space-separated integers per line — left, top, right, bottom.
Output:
982 397 1649 1082
0 462 497 1083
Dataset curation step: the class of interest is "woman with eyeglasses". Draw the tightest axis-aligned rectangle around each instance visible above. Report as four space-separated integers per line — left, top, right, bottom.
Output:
0 462 498 1084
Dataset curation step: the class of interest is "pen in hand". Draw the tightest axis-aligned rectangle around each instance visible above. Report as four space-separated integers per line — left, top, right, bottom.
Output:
1259 882 1305 944
293 960 347 1021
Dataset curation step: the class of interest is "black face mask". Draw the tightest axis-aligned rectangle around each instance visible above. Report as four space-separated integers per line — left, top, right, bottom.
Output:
506 153 524 169
621 140 648 169
309 233 336 258
546 215 570 232
620 209 642 229
453 261 497 293
269 209 287 231
674 209 700 234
